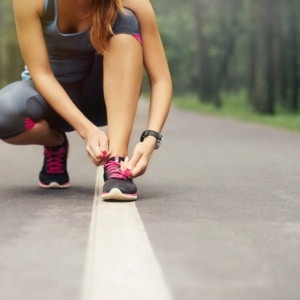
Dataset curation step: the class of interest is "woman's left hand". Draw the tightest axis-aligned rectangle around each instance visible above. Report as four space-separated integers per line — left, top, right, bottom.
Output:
127 137 156 178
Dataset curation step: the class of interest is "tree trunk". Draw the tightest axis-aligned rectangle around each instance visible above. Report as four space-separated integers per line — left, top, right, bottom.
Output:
247 32 256 106
253 0 275 114
289 0 299 111
265 0 275 114
193 0 213 102
214 0 241 108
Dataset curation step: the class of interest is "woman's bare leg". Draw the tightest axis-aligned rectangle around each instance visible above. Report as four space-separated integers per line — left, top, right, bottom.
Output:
103 34 143 158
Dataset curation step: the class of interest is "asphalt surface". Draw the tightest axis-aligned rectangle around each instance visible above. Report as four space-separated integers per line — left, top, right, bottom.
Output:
0 100 299 300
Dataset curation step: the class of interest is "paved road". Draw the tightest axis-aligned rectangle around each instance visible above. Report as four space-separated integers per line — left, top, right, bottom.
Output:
0 100 299 300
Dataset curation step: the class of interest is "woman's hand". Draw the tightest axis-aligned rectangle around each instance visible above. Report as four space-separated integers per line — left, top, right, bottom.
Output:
127 136 156 178
85 127 111 166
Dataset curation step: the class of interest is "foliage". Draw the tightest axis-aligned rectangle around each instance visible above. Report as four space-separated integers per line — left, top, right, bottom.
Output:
154 0 300 115
173 92 300 132
0 0 23 87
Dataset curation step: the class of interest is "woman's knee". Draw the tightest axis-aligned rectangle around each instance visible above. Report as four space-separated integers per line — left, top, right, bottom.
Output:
0 81 46 139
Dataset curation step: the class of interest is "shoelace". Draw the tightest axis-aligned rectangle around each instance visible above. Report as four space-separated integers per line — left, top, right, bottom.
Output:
44 146 66 174
104 159 132 180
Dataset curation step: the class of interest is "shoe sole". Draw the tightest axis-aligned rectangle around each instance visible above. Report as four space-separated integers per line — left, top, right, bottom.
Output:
39 181 70 189
101 188 137 201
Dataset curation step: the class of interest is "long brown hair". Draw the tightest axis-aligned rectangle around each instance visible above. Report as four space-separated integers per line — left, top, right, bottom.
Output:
90 0 124 54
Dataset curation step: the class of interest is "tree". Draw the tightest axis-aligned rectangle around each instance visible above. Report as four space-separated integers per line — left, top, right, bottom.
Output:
288 0 299 111
251 0 275 114
0 0 23 88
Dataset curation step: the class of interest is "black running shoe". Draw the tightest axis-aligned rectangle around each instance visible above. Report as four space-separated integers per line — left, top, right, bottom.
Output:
102 157 137 201
39 133 70 188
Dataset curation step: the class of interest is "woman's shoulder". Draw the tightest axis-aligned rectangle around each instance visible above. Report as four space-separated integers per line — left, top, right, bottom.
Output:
13 0 44 18
122 0 152 14
122 0 156 23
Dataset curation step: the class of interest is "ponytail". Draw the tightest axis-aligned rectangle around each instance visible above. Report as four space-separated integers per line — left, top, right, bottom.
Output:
90 0 124 54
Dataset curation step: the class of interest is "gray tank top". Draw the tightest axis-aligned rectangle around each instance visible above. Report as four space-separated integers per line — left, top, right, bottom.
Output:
22 0 95 82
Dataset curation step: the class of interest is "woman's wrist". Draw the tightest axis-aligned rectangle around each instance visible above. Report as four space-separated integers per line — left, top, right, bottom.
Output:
76 119 99 141
143 135 156 146
140 130 163 149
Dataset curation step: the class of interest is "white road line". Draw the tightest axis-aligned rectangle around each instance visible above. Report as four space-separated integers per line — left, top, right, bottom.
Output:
81 167 173 300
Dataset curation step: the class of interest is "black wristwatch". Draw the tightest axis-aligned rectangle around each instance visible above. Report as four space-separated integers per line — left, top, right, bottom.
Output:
140 130 163 149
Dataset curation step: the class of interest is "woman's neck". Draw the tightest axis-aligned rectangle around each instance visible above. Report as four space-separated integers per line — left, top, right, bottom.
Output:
57 0 92 34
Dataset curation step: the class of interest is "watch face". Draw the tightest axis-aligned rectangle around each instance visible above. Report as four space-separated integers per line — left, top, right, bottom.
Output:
155 136 163 149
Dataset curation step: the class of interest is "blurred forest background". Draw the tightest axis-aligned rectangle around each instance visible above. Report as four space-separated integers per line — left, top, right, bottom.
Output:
1 0 299 118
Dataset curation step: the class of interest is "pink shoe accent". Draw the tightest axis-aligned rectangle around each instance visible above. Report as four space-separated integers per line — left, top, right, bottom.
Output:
104 158 132 180
132 33 143 45
39 180 70 189
25 117 36 131
44 146 67 174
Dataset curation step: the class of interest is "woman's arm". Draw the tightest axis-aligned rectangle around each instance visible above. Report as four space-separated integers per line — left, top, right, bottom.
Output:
123 0 172 176
13 0 109 164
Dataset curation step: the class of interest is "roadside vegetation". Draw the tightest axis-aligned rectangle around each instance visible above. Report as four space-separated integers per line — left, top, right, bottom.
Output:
173 92 300 132
154 0 300 132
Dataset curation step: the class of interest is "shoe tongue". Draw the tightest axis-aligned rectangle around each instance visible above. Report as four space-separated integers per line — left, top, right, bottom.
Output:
109 156 125 163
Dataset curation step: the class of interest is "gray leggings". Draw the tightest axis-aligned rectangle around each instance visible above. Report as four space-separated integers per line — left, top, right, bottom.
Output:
0 9 141 139
0 55 107 139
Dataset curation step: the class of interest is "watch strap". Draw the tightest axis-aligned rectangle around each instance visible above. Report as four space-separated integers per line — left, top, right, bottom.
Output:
140 130 163 149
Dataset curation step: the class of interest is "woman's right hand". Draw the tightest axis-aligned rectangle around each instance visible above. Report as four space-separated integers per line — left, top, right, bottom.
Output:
85 127 111 166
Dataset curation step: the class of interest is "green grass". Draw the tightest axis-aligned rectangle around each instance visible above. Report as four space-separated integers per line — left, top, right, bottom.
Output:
172 92 300 132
